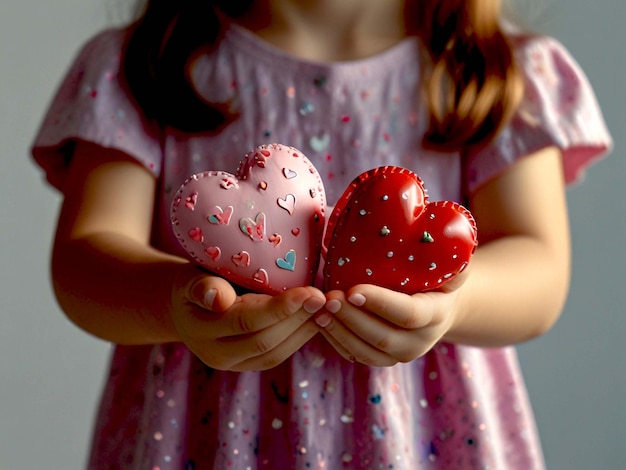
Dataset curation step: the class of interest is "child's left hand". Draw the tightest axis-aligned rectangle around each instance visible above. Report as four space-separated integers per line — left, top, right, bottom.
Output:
315 278 466 366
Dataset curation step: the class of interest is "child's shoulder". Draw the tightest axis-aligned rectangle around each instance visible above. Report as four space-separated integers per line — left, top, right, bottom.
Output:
508 32 585 83
71 27 130 68
465 30 612 192
507 32 598 118
77 26 127 50
62 27 132 95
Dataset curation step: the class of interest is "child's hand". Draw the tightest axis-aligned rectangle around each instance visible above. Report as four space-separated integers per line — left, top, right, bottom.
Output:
315 274 468 367
170 265 326 372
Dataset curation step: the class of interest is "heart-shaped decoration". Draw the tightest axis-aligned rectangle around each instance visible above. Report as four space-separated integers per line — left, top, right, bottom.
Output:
323 166 477 293
171 144 326 295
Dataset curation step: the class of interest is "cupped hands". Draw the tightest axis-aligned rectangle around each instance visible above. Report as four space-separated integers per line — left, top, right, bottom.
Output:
315 277 467 367
170 264 326 372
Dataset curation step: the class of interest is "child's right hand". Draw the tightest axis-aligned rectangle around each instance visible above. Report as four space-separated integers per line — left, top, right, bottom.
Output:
170 265 326 372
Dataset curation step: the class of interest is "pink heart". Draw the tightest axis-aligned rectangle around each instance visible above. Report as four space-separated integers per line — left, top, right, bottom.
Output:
171 144 327 294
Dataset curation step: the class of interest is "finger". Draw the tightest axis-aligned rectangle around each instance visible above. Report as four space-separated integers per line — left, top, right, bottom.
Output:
187 290 324 370
218 297 322 359
316 302 399 367
175 263 238 313
316 324 372 365
322 290 432 362
224 286 326 336
317 328 354 362
228 321 320 371
319 322 398 367
344 285 436 330
187 273 238 312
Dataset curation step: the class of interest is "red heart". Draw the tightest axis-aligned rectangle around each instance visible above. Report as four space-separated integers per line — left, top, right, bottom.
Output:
171 144 326 294
323 166 477 293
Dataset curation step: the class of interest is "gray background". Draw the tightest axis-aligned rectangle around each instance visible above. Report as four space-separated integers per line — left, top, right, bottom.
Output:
1 0 624 468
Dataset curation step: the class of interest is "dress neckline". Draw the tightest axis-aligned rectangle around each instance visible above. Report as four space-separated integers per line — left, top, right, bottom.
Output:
224 22 421 78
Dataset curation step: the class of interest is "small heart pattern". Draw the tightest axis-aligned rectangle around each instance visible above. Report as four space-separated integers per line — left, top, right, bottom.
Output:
170 144 326 295
323 166 477 293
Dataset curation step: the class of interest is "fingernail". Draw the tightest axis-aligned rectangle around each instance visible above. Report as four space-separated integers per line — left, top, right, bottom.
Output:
303 297 325 314
325 299 342 314
348 292 366 307
315 312 332 328
204 289 217 309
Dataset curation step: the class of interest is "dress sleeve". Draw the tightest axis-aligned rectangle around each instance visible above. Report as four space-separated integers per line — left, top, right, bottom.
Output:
31 28 162 192
465 35 613 194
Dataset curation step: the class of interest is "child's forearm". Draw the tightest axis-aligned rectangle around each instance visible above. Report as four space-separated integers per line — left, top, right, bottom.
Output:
52 231 187 345
442 145 571 347
443 233 570 346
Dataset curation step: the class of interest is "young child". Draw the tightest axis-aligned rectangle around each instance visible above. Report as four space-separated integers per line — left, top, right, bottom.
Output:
32 0 611 468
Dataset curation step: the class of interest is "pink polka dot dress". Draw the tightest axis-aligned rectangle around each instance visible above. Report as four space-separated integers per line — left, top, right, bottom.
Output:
32 22 611 469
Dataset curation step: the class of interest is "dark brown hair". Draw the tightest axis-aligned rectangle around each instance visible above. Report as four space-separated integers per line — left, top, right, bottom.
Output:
124 0 522 150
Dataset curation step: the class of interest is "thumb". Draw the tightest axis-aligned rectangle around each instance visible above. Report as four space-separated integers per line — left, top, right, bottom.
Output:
185 270 238 313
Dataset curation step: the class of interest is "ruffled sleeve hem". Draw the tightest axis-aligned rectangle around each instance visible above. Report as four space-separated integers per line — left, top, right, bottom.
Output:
466 35 613 194
31 28 163 193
